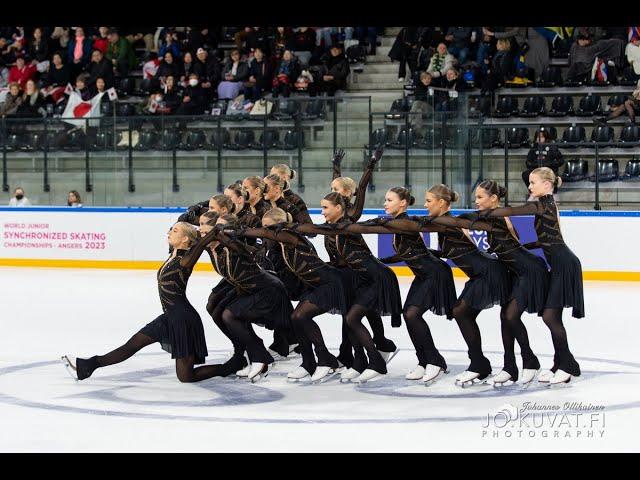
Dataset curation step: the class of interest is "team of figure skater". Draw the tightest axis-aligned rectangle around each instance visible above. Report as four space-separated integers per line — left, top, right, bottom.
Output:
62 147 584 388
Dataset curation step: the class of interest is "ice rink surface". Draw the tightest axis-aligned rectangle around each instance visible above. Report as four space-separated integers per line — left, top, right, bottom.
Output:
0 267 638 452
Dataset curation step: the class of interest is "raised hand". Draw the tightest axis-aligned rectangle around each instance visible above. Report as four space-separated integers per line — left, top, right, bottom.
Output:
368 145 384 169
332 148 345 166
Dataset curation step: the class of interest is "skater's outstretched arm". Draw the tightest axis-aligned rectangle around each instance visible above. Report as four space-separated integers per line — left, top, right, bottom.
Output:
479 202 543 218
429 213 493 232
379 254 404 264
348 146 383 221
331 148 345 180
228 226 305 247
180 228 221 269
522 241 543 250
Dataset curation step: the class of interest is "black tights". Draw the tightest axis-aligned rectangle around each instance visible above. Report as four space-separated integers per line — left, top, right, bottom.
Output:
337 310 396 368
207 290 244 358
345 305 387 374
221 309 274 365
291 301 338 374
541 308 581 376
452 301 491 376
499 300 540 380
404 305 446 370
89 332 230 382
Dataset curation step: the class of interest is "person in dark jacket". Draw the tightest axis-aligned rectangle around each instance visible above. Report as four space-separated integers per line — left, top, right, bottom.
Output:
221 49 249 82
566 34 624 83
67 27 93 81
87 49 114 90
28 27 49 63
106 29 137 77
154 51 180 87
43 52 70 88
193 48 221 99
175 72 207 116
389 27 420 82
434 67 466 111
410 71 435 131
309 44 350 97
272 49 300 97
289 27 316 53
523 129 564 190
16 79 45 118
245 47 273 101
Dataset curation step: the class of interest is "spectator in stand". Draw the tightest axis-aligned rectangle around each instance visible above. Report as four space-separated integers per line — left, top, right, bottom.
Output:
218 49 248 99
389 27 420 82
309 43 349 97
181 51 195 84
106 29 136 77
8 187 31 207
272 49 300 98
159 32 180 59
7 37 26 59
245 46 273 101
123 27 155 53
41 52 70 104
28 27 49 64
353 27 379 55
272 26 292 60
67 27 93 80
523 129 564 194
17 78 45 118
410 71 434 132
245 27 270 57
315 27 336 49
625 35 640 82
51 27 71 50
93 27 110 54
426 42 455 79
91 77 112 115
74 73 92 101
8 54 37 89
0 37 12 65
567 34 624 83
490 38 516 87
0 82 22 117
0 64 8 88
290 27 316 67
142 52 160 80
234 27 255 52
434 67 466 111
144 75 182 117
176 72 206 116
154 51 179 88
596 87 640 124
445 27 475 66
67 190 83 207
87 49 114 90
193 47 221 98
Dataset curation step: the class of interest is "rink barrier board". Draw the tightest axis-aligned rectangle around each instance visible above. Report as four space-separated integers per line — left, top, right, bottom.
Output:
0 259 638 282
1 207 639 281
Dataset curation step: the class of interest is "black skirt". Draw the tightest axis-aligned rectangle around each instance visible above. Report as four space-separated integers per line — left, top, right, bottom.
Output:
503 249 550 315
225 275 294 331
543 244 585 318
405 258 457 319
298 267 349 315
352 259 403 326
456 251 512 311
139 299 208 365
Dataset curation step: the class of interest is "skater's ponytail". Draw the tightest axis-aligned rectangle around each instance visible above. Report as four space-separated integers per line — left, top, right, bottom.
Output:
478 179 507 199
389 186 415 206
532 167 562 189
271 163 296 183
428 184 459 205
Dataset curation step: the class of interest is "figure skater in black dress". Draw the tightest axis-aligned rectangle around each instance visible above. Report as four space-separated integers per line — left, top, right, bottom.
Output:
478 167 583 385
365 185 512 387
326 187 457 386
263 174 313 224
199 213 294 382
270 164 310 216
61 222 238 382
224 183 261 228
287 192 403 383
228 207 346 383
242 176 272 220
328 147 399 364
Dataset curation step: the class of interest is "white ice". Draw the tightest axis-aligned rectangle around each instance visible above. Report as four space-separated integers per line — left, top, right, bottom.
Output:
0 267 638 452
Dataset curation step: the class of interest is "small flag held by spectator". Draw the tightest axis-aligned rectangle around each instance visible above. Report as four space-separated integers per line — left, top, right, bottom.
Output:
107 88 118 101
629 27 640 43
64 83 74 95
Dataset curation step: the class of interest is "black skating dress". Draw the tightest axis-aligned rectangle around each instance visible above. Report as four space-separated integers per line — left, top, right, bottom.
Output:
139 249 208 364
484 194 584 318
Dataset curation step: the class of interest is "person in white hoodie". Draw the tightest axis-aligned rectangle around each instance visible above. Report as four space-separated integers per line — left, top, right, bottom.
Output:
625 37 640 81
8 187 31 206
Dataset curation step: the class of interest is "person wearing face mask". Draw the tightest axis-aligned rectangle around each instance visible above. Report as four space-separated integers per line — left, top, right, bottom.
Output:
9 187 32 206
175 73 206 118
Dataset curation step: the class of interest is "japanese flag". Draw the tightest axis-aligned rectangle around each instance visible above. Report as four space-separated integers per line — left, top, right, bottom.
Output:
62 91 105 128
107 87 118 101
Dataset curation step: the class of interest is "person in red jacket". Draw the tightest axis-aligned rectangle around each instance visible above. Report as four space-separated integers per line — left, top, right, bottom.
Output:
8 54 37 89
93 26 109 54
